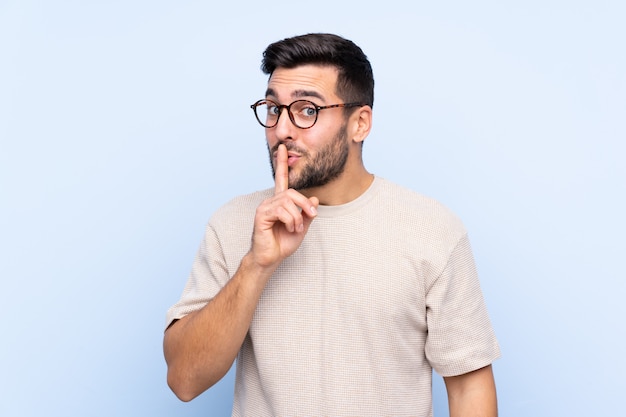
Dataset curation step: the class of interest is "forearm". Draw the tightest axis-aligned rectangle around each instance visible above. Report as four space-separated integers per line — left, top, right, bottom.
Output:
163 253 275 401
164 153 319 401
444 365 498 417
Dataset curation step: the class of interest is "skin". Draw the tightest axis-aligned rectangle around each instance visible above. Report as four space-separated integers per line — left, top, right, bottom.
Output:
445 365 498 417
264 64 374 205
163 64 497 415
266 123 349 191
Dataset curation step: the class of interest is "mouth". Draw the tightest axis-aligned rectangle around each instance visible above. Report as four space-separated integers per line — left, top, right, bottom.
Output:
286 152 301 167
272 146 303 167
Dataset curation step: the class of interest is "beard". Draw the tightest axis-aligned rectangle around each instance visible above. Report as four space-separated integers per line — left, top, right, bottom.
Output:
268 124 350 191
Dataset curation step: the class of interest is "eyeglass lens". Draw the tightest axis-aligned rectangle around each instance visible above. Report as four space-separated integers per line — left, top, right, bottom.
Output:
255 100 318 129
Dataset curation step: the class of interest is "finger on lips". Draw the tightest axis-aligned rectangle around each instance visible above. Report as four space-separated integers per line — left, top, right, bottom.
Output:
271 144 317 228
274 144 288 194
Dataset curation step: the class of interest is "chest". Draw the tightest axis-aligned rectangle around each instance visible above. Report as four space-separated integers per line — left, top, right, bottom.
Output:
251 216 444 340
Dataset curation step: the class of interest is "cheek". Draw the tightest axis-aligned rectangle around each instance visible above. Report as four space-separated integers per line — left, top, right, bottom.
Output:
265 131 279 150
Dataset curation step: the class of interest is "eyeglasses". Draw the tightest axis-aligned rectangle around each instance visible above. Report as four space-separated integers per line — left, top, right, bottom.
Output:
250 99 365 129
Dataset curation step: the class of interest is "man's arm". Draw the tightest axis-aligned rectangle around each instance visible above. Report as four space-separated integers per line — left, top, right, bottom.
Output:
163 144 319 401
163 253 276 401
443 365 498 417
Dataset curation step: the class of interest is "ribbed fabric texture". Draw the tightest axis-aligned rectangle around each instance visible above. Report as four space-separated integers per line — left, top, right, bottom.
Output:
166 177 500 417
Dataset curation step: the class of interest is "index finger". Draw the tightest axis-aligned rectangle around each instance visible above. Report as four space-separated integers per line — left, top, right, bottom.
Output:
274 143 288 194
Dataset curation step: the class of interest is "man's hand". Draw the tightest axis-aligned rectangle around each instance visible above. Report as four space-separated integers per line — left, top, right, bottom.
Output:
250 144 319 268
164 144 319 401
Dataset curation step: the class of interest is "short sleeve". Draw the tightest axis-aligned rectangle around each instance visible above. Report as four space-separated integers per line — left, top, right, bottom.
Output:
424 233 501 376
164 223 230 329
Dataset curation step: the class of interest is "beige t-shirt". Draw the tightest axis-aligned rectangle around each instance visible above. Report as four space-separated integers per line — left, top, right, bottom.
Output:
166 177 500 416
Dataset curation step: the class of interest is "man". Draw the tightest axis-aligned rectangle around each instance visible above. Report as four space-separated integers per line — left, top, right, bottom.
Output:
164 33 500 416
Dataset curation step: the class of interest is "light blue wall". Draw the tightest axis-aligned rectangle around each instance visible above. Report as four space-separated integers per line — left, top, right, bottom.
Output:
1 1 624 416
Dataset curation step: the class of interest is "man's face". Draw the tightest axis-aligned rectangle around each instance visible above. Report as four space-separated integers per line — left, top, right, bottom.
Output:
264 65 351 191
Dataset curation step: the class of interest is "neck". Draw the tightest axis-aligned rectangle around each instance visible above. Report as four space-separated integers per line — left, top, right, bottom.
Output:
299 165 374 206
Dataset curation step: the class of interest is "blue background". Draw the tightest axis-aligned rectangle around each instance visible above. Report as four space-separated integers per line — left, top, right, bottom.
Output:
1 1 624 416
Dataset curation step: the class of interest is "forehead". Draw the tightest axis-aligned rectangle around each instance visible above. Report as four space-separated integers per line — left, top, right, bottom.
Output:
266 64 339 103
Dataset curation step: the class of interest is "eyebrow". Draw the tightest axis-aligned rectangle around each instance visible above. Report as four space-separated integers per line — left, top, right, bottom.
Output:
265 88 325 102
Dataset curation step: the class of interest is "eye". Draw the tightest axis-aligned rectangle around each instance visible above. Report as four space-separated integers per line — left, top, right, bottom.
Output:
296 102 317 118
266 102 280 115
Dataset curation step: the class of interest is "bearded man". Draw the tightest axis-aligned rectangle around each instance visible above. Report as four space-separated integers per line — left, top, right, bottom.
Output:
164 33 501 417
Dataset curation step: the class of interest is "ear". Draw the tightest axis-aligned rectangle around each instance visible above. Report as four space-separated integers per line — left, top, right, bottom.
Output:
349 105 372 144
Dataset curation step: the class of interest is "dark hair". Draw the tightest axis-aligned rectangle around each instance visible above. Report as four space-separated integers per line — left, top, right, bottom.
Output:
261 33 374 108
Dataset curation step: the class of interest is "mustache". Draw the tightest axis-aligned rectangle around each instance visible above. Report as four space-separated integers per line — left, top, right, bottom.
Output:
269 142 307 156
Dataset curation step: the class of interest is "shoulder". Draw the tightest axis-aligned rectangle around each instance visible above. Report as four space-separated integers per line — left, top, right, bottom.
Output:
208 188 273 229
370 177 468 250
375 177 465 226
197 188 274 263
218 188 273 213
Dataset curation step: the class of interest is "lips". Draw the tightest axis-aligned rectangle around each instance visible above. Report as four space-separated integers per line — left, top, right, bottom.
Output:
287 152 301 166
272 144 306 168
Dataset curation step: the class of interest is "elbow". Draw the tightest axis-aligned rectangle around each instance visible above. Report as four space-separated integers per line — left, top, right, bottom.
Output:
167 369 203 402
163 327 231 402
164 326 208 402
166 362 225 402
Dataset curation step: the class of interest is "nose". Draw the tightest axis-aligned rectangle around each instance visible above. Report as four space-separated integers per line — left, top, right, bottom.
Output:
272 106 296 142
